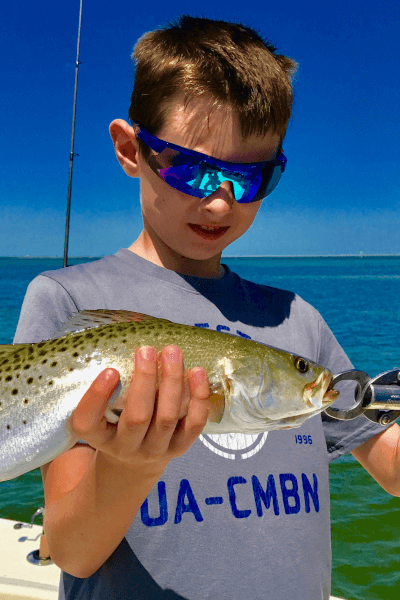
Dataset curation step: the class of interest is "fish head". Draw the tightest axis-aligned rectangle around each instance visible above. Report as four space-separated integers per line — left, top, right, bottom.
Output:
257 349 339 421
211 347 340 434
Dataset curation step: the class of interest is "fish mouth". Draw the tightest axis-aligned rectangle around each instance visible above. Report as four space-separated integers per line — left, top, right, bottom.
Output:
303 371 340 409
323 376 340 403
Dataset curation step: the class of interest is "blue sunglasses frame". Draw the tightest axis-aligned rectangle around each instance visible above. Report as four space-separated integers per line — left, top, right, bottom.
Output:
132 123 287 204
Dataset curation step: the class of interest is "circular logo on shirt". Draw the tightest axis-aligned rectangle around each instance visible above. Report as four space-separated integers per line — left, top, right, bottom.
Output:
199 432 269 460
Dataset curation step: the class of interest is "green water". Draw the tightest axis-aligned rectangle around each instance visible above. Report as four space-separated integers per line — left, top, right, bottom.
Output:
1 255 400 599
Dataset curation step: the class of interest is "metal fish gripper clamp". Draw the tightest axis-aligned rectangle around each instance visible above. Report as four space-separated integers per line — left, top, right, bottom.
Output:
324 368 400 425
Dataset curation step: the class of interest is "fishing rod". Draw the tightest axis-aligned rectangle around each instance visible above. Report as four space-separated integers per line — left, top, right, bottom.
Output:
63 0 83 268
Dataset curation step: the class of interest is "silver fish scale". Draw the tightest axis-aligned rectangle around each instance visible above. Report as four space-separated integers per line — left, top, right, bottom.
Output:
0 310 335 481
0 321 219 480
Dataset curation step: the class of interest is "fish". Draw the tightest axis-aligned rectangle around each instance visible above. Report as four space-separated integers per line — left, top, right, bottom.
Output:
0 310 339 481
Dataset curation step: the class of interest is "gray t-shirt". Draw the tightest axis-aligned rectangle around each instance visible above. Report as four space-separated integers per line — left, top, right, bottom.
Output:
14 249 385 600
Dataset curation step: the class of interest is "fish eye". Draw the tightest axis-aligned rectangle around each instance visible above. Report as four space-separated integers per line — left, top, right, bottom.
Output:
295 357 309 373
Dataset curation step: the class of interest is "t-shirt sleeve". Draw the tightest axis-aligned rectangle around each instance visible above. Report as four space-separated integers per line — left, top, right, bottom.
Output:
13 274 79 344
317 314 391 462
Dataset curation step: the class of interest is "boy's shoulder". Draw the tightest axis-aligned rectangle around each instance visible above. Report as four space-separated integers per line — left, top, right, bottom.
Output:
230 268 321 328
39 251 123 284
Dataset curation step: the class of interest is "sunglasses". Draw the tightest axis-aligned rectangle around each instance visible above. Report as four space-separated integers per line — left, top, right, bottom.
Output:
132 123 287 204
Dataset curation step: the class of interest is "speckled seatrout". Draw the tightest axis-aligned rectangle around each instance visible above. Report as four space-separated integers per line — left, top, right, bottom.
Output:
0 310 339 481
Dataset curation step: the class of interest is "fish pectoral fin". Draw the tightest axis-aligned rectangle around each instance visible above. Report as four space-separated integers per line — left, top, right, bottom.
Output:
207 382 226 423
55 310 173 336
104 406 122 424
209 381 224 394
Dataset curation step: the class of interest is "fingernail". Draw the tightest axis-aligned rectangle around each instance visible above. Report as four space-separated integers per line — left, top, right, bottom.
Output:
191 368 207 384
165 346 181 362
139 346 156 361
105 368 116 381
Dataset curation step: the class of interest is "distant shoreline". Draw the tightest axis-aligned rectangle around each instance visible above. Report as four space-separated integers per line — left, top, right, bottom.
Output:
1 254 399 260
224 253 400 258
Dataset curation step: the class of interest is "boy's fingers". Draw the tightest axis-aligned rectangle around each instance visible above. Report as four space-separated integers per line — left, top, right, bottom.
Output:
155 345 185 425
116 346 158 441
168 367 210 455
141 346 185 454
72 368 120 436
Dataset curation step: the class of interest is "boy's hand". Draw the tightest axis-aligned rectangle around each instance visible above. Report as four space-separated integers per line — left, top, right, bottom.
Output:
71 345 210 471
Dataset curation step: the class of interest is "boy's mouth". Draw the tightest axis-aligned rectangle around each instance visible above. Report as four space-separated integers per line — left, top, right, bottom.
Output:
188 224 230 240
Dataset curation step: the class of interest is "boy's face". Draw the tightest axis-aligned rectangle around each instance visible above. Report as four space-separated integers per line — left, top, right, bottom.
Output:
112 96 281 277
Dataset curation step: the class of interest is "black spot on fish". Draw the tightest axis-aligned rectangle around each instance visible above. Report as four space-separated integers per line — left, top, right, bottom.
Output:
60 347 68 352
73 352 79 357
24 364 31 370
5 367 11 372
39 350 46 357
69 367 74 372
2 359 9 364
57 339 65 345
24 399 29 404
38 375 42 380
85 357 91 363
48 380 54 386
86 332 94 338
42 359 47 364
37 342 45 348
28 347 34 354
6 425 10 430
27 377 33 384
122 339 127 343
51 361 57 367
6 375 12 382
23 420 27 425
16 374 20 379
11 389 18 395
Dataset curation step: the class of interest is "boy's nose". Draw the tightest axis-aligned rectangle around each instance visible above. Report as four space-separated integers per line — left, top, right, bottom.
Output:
201 181 235 213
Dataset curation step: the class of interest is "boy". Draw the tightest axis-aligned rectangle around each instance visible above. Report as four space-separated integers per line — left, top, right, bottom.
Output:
14 15 400 600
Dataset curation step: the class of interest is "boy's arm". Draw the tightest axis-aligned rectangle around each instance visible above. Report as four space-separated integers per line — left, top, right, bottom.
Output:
42 345 209 578
351 423 400 497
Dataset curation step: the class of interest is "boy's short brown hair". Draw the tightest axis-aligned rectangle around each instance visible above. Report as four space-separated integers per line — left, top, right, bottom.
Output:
129 15 297 158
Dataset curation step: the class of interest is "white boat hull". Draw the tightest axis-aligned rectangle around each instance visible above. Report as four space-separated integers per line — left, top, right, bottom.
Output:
0 518 345 600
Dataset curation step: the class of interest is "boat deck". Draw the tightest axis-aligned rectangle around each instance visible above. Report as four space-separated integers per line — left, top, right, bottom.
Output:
0 518 345 599
0 518 60 600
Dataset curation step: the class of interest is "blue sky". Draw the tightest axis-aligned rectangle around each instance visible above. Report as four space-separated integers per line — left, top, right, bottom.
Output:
1 0 399 257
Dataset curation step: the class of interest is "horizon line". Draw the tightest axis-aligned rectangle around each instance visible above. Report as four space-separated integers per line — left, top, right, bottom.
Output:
1 253 400 259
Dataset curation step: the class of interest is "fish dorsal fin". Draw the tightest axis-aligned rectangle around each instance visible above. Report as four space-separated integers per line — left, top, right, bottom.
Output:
0 343 28 356
55 310 173 336
0 343 30 367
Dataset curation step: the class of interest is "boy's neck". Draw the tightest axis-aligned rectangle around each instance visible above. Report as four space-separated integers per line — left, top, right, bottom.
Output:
128 231 224 279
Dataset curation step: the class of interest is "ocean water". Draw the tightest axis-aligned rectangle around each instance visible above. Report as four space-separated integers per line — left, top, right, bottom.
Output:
0 255 399 599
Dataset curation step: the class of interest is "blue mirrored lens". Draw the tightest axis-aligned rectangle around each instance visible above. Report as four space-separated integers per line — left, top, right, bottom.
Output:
184 164 250 200
136 124 285 203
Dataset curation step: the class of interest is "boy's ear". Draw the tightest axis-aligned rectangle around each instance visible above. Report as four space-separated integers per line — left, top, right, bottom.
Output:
109 119 140 177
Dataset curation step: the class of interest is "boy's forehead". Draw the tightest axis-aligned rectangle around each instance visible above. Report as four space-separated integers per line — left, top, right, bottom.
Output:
158 95 280 162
